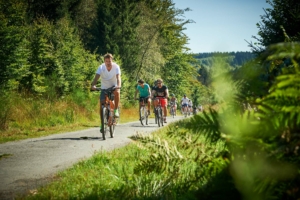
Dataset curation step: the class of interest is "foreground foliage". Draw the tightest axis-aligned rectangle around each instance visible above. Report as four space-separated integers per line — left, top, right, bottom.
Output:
22 119 238 200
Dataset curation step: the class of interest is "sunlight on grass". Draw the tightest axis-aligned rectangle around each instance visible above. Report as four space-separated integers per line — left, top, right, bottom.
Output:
0 93 139 143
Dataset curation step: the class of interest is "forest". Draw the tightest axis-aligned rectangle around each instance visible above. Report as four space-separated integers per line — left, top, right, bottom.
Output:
1 0 300 199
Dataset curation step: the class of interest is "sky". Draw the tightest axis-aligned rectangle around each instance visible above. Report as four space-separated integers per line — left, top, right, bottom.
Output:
172 0 271 53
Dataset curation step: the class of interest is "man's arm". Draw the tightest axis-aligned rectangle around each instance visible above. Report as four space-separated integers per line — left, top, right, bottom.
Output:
151 89 156 98
165 88 169 98
134 89 139 99
147 86 152 97
116 74 121 88
91 74 100 90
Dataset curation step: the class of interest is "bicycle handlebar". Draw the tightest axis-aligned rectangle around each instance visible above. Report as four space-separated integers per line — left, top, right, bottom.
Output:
91 86 121 92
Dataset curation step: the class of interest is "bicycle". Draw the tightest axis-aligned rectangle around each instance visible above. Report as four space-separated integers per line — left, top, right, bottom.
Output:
95 86 120 140
154 98 164 127
170 102 176 118
137 97 149 126
182 105 188 117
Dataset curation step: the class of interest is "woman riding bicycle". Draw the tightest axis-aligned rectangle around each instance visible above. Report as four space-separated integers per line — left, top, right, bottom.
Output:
134 79 152 116
151 78 169 123
169 93 177 116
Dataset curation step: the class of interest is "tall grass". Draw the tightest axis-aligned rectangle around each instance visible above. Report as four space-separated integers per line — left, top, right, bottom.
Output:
0 90 138 143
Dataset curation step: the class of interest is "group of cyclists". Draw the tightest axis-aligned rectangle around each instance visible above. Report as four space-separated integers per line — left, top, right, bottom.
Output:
134 78 200 122
90 53 201 133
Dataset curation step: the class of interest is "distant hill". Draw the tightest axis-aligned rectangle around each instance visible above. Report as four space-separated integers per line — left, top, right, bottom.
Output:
193 51 256 86
193 51 255 68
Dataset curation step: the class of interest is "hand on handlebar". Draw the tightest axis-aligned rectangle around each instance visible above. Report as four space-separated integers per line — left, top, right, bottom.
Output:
90 85 97 91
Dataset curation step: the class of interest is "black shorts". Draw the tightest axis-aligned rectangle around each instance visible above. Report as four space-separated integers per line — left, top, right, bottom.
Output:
139 97 149 103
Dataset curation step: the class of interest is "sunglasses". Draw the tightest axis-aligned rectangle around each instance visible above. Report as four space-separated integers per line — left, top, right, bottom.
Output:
157 82 162 84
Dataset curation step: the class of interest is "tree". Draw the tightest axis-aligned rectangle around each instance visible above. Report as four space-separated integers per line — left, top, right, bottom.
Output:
249 0 300 53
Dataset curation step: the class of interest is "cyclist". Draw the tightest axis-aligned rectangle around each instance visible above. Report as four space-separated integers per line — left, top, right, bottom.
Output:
134 79 152 115
151 78 169 123
169 93 177 116
90 53 121 133
181 94 189 114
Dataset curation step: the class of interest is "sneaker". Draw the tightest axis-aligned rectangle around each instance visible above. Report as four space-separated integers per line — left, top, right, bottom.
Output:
164 117 167 123
114 109 119 118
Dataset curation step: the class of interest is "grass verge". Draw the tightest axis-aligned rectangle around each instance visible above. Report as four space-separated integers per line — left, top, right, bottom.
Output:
20 117 238 200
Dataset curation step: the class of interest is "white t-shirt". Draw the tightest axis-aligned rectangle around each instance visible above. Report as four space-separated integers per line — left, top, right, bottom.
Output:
96 63 121 89
181 97 189 104
188 100 193 106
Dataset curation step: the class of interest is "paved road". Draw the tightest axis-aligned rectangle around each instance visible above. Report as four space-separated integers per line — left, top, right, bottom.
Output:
0 116 184 199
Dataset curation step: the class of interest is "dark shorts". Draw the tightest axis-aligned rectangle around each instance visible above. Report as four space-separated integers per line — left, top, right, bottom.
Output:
139 97 150 103
100 89 115 101
182 103 188 107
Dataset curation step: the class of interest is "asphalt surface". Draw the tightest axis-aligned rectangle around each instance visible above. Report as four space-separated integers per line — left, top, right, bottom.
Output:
0 115 184 199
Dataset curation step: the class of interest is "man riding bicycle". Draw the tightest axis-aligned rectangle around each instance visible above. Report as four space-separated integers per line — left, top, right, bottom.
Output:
169 93 177 116
134 79 152 115
181 94 189 114
90 53 121 134
151 78 169 123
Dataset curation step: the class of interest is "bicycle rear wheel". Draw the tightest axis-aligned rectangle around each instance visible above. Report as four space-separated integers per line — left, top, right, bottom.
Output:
102 107 109 140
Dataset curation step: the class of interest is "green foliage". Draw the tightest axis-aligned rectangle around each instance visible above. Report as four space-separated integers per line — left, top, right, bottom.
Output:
249 0 300 53
0 89 13 130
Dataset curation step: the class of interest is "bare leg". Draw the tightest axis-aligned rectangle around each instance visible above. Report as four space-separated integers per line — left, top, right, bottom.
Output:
163 106 167 117
147 99 151 112
114 89 120 109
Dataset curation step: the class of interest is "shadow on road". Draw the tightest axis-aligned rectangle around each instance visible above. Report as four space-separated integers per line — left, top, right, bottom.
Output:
34 137 102 141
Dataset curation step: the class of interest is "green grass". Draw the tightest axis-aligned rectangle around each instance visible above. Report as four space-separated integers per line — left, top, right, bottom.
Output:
20 118 238 200
0 95 139 144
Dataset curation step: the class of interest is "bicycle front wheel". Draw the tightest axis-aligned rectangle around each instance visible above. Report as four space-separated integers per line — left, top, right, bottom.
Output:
140 106 146 126
145 109 148 125
171 107 175 118
159 108 164 126
102 107 109 140
155 108 160 127
109 122 115 138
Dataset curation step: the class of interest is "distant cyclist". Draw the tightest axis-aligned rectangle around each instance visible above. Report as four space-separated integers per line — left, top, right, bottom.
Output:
169 93 177 116
151 78 169 123
181 94 189 114
134 79 152 115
